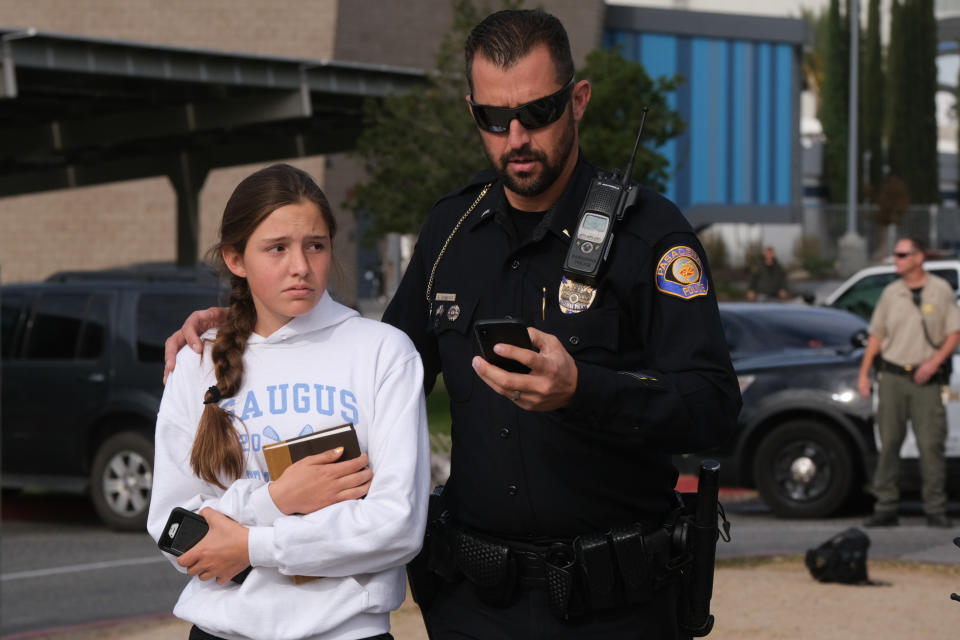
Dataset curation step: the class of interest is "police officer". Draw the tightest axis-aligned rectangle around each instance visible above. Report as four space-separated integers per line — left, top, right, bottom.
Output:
858 236 960 529
165 9 740 638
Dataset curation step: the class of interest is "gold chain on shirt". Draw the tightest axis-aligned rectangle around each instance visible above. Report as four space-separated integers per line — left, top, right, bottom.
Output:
425 183 492 304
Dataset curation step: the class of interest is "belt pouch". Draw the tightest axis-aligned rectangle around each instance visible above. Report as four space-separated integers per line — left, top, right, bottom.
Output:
454 531 516 607
544 545 579 620
610 526 653 604
575 533 618 610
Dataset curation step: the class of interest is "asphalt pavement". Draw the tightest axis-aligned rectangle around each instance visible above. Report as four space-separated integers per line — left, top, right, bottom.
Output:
4 487 960 640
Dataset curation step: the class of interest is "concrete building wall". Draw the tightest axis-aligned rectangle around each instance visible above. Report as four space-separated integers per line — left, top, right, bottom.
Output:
0 0 604 300
0 0 338 58
0 177 175 281
333 0 604 71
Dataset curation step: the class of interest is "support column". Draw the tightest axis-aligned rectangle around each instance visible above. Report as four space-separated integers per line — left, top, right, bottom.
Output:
167 152 209 267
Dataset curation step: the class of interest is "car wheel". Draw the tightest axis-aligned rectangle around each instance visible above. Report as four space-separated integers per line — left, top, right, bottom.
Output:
752 420 854 518
90 432 154 531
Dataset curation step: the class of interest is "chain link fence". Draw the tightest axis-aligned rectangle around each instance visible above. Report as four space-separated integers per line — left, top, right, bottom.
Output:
805 204 960 261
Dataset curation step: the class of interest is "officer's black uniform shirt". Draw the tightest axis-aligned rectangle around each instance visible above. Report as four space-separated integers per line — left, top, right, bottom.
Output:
383 153 741 540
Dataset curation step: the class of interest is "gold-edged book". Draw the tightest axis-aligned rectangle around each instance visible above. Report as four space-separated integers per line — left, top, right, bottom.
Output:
262 422 360 584
262 423 360 481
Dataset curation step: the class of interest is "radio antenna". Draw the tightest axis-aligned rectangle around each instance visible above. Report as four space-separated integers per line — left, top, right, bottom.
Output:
620 107 649 187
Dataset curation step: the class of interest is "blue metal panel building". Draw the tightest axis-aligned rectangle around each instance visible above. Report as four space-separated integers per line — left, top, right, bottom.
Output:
603 6 809 227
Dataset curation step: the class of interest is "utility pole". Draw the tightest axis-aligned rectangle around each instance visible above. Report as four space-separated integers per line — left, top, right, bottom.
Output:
837 0 868 276
847 0 859 237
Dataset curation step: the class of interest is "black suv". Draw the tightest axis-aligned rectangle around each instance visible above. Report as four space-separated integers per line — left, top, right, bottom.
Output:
1 265 224 530
678 303 874 519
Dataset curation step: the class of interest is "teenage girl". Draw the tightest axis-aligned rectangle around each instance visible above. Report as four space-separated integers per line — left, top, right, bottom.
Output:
148 163 430 640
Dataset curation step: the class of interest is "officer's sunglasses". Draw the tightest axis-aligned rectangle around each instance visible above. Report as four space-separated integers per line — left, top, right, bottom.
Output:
893 251 916 259
468 77 575 133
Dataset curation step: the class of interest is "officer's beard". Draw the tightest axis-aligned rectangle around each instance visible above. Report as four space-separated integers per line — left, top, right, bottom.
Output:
489 109 576 199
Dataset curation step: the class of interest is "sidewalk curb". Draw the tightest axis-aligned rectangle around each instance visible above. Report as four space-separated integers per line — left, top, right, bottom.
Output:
3 612 179 640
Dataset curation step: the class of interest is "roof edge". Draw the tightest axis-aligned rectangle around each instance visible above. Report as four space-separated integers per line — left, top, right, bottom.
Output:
604 5 810 46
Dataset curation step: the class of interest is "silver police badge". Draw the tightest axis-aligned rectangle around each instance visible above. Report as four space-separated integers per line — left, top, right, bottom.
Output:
558 276 597 314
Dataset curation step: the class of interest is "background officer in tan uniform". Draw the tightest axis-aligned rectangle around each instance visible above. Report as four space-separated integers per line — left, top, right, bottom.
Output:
857 236 960 528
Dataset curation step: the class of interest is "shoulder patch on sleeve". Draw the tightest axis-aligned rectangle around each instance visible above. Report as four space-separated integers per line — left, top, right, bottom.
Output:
655 245 708 299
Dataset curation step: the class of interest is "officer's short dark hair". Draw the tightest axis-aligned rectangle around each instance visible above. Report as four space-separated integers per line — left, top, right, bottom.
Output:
464 9 574 94
904 236 927 256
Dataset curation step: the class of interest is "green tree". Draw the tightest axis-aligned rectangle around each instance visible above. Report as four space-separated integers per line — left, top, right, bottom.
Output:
578 47 685 192
861 0 884 197
912 0 940 203
888 0 939 204
885 0 903 143
347 0 687 237
878 0 911 227
801 8 829 116
347 0 505 238
820 0 850 203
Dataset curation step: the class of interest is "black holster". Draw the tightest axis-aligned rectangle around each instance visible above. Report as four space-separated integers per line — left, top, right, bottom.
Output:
407 486 453 612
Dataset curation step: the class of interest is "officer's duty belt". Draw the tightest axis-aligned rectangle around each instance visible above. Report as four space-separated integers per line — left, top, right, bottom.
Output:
880 359 919 377
428 517 686 620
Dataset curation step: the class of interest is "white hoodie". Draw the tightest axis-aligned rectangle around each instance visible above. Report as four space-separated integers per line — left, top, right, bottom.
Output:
148 293 430 640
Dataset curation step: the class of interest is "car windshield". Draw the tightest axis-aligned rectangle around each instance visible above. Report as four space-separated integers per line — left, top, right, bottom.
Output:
830 268 959 320
722 307 866 355
830 273 899 320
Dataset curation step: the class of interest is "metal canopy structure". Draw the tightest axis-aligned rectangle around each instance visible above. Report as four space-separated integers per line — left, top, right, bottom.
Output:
0 28 425 264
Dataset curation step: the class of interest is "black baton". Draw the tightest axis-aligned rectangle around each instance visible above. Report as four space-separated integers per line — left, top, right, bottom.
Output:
680 459 721 636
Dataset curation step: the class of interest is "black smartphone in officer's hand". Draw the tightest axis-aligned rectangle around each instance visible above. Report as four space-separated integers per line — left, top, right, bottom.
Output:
158 507 252 584
473 318 534 374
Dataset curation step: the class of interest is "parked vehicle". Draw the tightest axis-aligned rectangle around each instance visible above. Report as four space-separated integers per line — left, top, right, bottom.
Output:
824 259 960 321
687 302 960 518
711 303 874 518
1 265 224 530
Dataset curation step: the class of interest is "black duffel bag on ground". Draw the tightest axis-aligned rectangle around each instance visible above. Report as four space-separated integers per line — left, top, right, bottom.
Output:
804 527 871 585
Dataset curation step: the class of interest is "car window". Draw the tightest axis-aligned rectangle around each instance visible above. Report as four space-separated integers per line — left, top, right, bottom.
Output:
928 268 958 291
830 273 900 320
722 308 866 355
762 308 866 347
77 294 109 359
1 290 28 359
136 292 223 363
23 292 110 360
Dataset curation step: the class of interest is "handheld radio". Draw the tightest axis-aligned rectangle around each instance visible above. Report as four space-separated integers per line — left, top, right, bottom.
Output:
562 108 649 286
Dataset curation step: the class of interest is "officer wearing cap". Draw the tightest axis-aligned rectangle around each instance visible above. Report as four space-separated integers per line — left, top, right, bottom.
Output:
165 8 740 638
858 236 960 529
